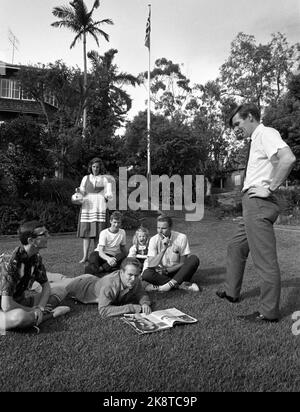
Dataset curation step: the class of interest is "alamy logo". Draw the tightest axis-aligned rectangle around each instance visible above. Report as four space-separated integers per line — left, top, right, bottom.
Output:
291 311 300 336
105 168 205 222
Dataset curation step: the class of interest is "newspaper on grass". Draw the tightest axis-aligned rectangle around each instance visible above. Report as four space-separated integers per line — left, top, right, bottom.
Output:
122 307 197 334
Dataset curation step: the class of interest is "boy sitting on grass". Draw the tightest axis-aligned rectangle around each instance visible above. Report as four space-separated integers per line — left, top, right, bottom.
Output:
84 211 127 277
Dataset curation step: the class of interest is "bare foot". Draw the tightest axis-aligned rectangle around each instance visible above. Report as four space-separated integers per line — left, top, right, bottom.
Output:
79 258 87 264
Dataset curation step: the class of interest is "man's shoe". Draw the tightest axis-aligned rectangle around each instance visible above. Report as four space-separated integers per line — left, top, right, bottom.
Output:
179 282 201 292
52 306 70 318
216 290 240 303
238 311 279 324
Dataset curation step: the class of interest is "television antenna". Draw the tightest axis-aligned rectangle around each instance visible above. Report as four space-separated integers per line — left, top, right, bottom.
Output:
8 29 19 64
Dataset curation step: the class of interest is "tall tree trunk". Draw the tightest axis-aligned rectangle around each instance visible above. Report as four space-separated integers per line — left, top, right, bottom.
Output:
82 33 87 139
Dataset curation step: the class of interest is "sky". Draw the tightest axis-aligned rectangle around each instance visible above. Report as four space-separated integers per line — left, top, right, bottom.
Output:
1 0 300 119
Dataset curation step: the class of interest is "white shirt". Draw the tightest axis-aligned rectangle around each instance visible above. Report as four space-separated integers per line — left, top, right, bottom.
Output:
243 124 287 191
96 228 126 256
148 231 190 268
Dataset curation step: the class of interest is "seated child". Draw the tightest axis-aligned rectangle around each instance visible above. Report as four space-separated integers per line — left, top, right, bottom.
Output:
84 211 127 277
128 226 150 273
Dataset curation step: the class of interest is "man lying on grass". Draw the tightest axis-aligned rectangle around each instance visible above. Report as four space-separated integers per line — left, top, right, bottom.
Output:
48 257 151 318
0 221 70 333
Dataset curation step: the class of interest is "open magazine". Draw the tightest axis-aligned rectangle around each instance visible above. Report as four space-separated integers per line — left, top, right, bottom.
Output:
121 307 197 335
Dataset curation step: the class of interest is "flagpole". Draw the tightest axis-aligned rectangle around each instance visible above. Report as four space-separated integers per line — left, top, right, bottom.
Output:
146 4 151 191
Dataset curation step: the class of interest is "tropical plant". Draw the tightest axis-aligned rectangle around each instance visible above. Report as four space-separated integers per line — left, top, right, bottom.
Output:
87 48 139 143
51 0 113 138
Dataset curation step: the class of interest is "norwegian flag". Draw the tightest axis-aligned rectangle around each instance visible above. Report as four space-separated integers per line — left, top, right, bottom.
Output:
144 9 151 48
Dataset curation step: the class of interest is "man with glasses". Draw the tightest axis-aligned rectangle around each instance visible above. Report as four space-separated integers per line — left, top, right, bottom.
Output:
0 220 70 333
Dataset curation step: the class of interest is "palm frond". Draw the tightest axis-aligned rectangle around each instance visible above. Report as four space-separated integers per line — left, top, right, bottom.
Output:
92 27 110 42
88 30 100 47
70 32 83 48
94 18 114 26
114 73 139 87
52 6 75 19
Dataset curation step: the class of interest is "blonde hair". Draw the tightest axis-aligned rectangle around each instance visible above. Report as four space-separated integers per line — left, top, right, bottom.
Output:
132 226 150 248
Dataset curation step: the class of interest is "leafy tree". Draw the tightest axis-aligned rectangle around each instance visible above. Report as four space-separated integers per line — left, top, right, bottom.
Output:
124 111 201 176
140 58 192 120
17 61 87 179
0 117 52 198
51 0 113 138
16 64 53 131
87 48 138 144
220 32 299 109
264 73 300 177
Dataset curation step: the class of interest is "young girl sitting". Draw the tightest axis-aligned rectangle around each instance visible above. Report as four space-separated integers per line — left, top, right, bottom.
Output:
128 227 150 272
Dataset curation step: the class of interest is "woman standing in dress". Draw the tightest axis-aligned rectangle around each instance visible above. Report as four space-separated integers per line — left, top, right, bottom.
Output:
77 157 110 263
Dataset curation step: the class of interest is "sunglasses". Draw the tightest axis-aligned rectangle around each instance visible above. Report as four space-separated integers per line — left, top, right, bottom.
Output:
33 230 49 238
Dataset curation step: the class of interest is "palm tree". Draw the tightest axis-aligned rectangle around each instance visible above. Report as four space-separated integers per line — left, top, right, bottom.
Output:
51 0 113 138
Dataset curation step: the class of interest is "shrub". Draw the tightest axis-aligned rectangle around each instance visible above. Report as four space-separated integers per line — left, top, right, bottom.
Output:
27 178 79 204
0 204 22 235
107 209 143 230
275 186 300 225
0 199 79 235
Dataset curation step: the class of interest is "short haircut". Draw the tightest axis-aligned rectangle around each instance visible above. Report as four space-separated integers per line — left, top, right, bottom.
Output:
229 103 261 128
18 220 44 245
110 211 123 222
120 257 142 272
87 157 104 174
157 214 173 228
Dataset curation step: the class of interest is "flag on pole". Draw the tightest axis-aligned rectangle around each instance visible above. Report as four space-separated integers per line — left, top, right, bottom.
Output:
145 8 151 48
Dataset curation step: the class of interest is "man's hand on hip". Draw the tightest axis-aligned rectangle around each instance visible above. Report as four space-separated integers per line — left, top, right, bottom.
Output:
248 186 271 199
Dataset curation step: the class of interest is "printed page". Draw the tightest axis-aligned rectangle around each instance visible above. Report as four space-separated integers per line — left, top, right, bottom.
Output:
149 308 198 326
122 313 170 334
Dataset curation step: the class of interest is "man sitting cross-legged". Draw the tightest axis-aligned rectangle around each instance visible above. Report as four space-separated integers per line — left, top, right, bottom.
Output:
0 221 70 333
142 215 200 292
84 211 127 277
47 257 151 318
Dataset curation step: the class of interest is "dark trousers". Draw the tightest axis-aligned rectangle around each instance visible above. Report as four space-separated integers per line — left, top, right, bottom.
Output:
225 193 280 319
142 255 199 286
84 251 126 277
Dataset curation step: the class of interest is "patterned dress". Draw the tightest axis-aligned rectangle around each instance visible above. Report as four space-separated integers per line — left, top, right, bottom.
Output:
77 174 109 239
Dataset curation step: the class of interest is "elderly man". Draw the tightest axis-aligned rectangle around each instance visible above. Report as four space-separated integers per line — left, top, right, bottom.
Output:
142 215 200 292
217 103 296 323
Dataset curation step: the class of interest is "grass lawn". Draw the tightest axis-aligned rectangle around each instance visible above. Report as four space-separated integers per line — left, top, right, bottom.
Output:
0 212 299 392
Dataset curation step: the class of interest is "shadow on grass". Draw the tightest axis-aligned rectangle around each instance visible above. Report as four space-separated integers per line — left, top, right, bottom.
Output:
281 279 300 318
197 266 226 286
240 286 260 301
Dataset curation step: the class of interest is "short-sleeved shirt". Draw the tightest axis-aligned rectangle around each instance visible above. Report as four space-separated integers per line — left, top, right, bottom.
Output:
148 231 190 268
96 228 126 256
0 246 48 302
243 123 288 191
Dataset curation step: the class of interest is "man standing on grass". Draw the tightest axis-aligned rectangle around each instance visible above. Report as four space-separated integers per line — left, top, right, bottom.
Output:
49 257 151 318
217 103 296 323
142 215 200 292
0 221 70 333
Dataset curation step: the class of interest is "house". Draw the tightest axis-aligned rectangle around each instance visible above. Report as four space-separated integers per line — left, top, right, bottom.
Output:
0 61 58 122
223 167 245 190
